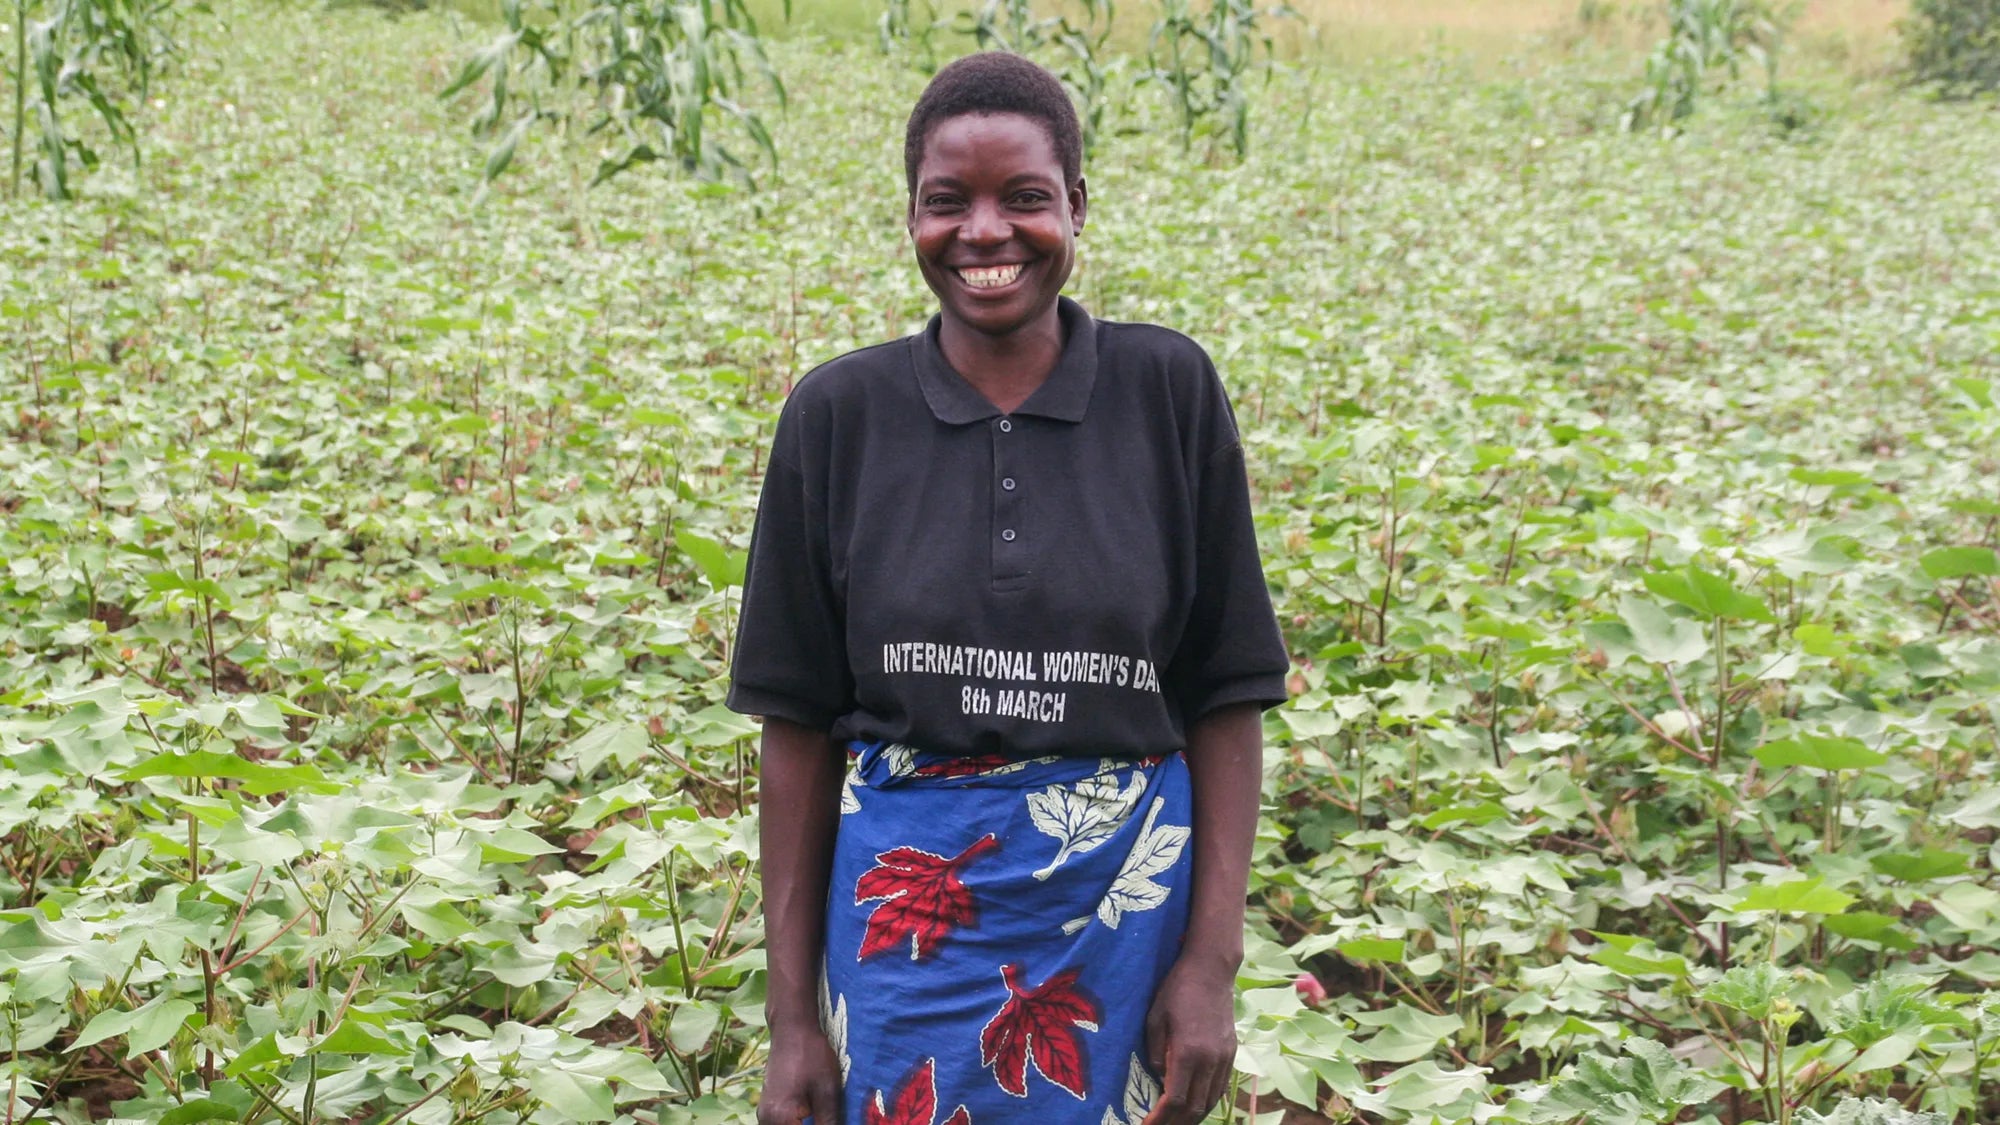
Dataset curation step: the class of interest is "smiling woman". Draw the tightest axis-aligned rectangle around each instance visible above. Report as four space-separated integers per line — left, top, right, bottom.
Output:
906 110 1086 412
730 51 1290 1125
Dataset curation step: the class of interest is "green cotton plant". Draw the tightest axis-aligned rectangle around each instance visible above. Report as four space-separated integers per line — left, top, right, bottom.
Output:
1698 964 1817 1125
1798 1101 1950 1125
6 0 180 199
1142 0 1292 160
1624 0 1787 132
440 0 787 200
1523 1037 1727 1124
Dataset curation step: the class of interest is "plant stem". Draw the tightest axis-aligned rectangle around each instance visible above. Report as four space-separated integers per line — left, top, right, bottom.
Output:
1713 615 1730 964
9 0 24 197
665 851 696 999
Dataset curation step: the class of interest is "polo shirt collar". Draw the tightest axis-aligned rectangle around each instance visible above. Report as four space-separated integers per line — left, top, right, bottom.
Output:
913 296 1098 425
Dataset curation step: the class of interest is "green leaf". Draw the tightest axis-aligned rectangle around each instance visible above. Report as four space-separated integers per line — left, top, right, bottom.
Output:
121 752 342 796
1349 1005 1462 1063
1700 962 1796 1018
678 530 747 590
483 113 536 184
311 1019 400 1055
1820 911 1911 948
1731 876 1855 916
159 1094 254 1125
1919 546 1999 580
1797 1097 1949 1125
442 544 516 567
69 1005 139 1052
1586 933 1690 979
479 827 562 863
1617 596 1707 664
681 703 760 747
1870 848 1971 882
529 1067 616 1121
157 1084 256 1123
1337 938 1407 963
1794 623 1850 657
1538 1037 1727 1122
1753 734 1887 772
400 901 476 941
1419 802 1507 830
1789 467 1872 486
1642 565 1777 622
566 722 650 774
224 1032 284 1077
668 1000 721 1052
454 579 553 607
1281 709 1343 739
126 997 197 1056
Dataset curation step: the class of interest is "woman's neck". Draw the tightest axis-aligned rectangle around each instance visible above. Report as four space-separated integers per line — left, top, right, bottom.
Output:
938 307 1064 415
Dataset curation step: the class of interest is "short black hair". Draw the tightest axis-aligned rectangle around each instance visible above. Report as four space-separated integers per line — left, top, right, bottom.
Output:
904 52 1083 196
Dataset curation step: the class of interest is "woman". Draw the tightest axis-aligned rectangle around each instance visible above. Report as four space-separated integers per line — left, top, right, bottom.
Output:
728 52 1289 1125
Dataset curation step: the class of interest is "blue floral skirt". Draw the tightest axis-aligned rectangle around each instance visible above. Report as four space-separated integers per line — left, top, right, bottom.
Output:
812 741 1191 1124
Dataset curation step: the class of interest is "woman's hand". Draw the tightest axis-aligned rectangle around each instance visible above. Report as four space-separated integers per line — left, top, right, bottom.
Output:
1144 703 1262 1124
756 718 846 1124
756 1025 844 1125
1139 953 1238 1125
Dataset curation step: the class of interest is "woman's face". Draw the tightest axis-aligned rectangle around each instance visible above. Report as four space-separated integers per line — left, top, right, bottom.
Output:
907 112 1087 342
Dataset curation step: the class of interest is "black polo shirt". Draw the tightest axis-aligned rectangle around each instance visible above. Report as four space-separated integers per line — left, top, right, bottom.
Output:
725 296 1288 759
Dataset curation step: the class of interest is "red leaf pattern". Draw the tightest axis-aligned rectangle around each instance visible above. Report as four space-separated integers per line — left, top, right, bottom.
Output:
864 1058 972 1125
855 834 999 961
979 964 1102 1100
912 753 1016 778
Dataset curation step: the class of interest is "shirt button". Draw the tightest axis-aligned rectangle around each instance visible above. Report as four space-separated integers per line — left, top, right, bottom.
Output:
998 419 1013 433
1002 477 1016 491
1001 529 1017 542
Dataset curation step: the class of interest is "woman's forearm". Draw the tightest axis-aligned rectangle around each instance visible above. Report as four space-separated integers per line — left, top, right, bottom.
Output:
757 717 845 1038
1179 702 1265 973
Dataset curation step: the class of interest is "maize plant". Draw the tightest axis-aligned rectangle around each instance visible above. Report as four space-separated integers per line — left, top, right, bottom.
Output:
1143 0 1292 161
877 0 942 71
440 0 786 199
6 0 179 199
1624 0 1787 132
947 0 1117 161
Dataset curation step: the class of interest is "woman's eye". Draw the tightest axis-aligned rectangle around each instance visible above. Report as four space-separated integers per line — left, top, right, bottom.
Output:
925 195 961 210
1012 192 1048 206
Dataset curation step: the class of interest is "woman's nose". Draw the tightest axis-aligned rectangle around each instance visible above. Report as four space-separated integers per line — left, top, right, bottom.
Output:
960 200 1009 245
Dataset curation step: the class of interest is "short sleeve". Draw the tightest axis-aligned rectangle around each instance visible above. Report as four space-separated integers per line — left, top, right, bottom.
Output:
725 433 853 730
1166 437 1290 722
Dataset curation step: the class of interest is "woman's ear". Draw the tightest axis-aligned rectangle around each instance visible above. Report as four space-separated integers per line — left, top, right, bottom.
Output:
1070 177 1088 235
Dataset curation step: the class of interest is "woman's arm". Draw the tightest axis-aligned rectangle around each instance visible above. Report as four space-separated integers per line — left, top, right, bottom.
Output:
756 717 846 1125
1143 700 1263 1125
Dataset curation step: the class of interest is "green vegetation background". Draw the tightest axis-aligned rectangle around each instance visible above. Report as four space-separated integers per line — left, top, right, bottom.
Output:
1 2 1997 1123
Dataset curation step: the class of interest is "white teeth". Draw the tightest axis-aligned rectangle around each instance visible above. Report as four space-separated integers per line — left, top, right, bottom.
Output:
957 263 1023 289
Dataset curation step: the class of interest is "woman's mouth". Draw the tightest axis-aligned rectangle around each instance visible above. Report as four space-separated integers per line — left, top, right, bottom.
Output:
954 263 1024 290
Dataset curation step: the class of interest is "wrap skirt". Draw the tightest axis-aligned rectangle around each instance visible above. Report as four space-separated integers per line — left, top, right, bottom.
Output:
813 741 1193 1124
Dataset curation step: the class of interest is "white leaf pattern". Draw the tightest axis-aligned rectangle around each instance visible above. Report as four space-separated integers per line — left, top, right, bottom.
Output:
882 744 918 779
818 967 851 1083
1101 1054 1161 1125
1026 770 1147 880
1093 796 1189 931
840 767 862 815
